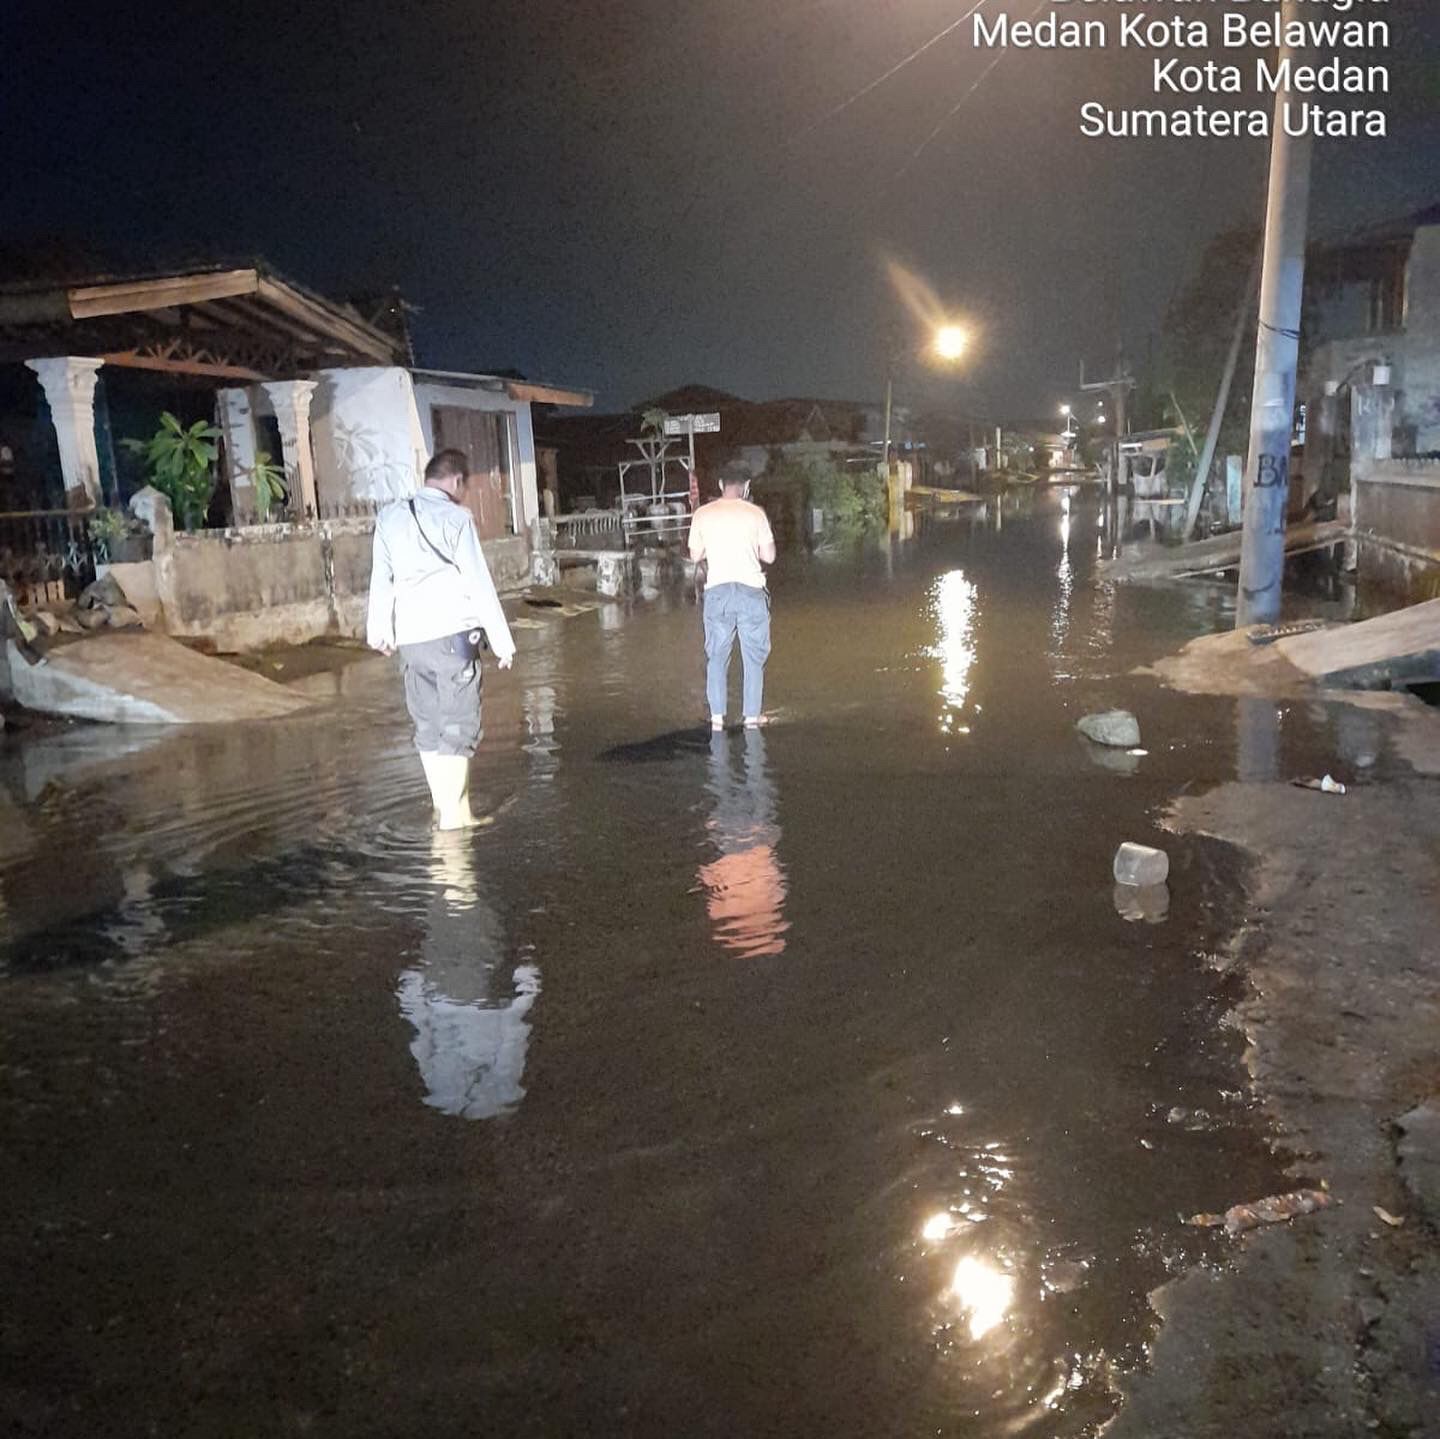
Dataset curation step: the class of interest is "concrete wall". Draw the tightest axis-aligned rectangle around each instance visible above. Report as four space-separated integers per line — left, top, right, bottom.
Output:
413 380 540 539
156 517 377 652
1399 228 1440 455
311 367 427 507
1354 458 1440 600
147 516 530 653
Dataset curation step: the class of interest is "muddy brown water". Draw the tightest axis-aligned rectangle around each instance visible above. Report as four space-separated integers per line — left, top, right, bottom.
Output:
0 491 1399 1436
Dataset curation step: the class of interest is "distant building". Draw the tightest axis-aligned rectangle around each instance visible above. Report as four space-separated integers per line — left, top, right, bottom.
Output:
536 384 905 510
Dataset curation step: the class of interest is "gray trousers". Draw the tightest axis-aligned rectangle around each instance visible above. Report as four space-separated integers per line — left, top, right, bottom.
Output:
399 637 482 757
703 582 771 718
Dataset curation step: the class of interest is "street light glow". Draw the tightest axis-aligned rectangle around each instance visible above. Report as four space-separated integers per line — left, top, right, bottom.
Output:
1060 404 1071 417
935 325 968 361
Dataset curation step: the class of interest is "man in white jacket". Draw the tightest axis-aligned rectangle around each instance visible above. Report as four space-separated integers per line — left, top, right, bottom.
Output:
367 449 516 829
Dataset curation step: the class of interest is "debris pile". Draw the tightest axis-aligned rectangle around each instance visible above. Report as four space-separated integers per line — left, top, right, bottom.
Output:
1187 1188 1334 1236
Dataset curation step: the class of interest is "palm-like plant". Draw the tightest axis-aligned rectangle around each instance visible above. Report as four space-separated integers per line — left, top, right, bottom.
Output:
121 412 220 530
245 450 288 522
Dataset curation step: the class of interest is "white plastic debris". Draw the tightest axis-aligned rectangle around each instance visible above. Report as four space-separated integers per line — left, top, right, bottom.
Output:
1113 842 1170 888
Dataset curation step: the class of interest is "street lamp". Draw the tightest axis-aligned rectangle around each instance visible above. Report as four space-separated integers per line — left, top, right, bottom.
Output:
934 325 968 362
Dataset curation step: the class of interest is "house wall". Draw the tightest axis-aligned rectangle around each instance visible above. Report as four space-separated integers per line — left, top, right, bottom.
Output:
1400 227 1440 454
1355 458 1440 599
311 367 427 506
413 381 540 539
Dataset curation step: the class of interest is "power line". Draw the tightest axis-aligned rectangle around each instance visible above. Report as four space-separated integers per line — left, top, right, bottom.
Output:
892 0 1047 180
795 0 994 141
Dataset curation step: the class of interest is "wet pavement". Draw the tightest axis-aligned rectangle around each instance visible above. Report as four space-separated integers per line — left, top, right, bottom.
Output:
0 490 1406 1436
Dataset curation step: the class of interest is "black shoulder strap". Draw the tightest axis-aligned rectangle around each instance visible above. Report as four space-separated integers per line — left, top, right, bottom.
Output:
409 498 459 572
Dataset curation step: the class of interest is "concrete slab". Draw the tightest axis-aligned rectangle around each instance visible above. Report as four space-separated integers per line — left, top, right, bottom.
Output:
1275 597 1440 687
3 632 314 724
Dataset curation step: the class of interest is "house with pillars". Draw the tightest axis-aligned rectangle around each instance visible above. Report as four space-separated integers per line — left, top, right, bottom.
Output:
0 263 405 514
0 262 592 643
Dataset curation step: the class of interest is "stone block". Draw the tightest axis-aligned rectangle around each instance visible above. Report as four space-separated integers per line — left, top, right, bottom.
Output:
596 553 635 598
1078 710 1141 748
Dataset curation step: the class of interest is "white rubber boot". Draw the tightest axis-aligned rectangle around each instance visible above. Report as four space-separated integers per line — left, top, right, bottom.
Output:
431 753 478 831
418 751 445 820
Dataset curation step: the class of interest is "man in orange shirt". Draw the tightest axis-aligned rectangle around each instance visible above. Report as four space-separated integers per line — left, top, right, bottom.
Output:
688 461 777 729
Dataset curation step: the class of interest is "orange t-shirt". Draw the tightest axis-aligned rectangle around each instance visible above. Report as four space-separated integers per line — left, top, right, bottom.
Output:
688 497 774 590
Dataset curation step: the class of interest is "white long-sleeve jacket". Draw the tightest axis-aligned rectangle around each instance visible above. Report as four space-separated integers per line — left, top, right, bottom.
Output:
365 487 516 661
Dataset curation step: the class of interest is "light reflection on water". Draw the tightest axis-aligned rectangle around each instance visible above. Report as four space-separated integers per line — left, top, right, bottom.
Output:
926 568 979 733
696 729 788 958
395 831 539 1120
951 1252 1017 1339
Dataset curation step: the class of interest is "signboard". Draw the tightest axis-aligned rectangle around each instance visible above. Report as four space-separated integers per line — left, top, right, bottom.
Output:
663 412 722 436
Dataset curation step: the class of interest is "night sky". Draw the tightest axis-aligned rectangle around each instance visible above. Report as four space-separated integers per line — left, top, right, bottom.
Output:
5 0 1439 416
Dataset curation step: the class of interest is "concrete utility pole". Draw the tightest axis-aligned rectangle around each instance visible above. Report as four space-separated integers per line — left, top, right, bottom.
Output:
1236 4 1313 627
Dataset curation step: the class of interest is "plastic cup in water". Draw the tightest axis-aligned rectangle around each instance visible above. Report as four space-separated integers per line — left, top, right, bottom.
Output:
1114 842 1170 888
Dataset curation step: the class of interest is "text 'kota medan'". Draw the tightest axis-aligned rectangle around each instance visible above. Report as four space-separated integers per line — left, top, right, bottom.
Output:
1153 59 1389 96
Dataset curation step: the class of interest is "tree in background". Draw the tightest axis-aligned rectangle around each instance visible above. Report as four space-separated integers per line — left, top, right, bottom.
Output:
760 453 885 535
1159 226 1261 461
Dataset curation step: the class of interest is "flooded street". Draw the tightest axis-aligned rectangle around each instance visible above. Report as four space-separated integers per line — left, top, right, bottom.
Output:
0 491 1397 1436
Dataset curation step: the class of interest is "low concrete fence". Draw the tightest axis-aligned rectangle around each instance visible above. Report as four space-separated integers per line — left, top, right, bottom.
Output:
119 505 533 653
1356 458 1440 598
156 517 379 652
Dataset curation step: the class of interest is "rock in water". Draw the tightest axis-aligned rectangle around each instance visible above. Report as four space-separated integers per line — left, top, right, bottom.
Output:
1077 710 1141 748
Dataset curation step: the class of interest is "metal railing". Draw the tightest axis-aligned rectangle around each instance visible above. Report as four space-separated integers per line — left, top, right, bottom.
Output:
0 511 103 600
554 509 622 538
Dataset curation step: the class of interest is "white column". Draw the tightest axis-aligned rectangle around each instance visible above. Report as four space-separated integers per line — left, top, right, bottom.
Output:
216 386 261 520
261 379 319 516
26 357 104 507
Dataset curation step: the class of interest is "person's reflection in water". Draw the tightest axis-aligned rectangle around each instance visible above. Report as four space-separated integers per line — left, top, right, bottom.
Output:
697 728 789 958
396 833 539 1119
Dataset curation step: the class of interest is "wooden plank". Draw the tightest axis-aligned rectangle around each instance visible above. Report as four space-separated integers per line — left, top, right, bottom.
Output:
909 485 983 503
254 278 395 362
69 269 259 319
98 349 268 382
1098 520 1346 583
503 380 594 408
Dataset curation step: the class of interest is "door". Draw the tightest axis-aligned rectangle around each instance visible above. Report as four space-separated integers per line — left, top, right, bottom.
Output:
432 406 515 541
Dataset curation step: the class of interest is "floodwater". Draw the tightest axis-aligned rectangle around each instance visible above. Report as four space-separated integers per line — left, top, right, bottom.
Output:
0 490 1395 1436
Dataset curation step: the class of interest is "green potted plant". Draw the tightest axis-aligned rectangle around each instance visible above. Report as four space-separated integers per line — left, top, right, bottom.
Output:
120 412 220 530
87 507 152 564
